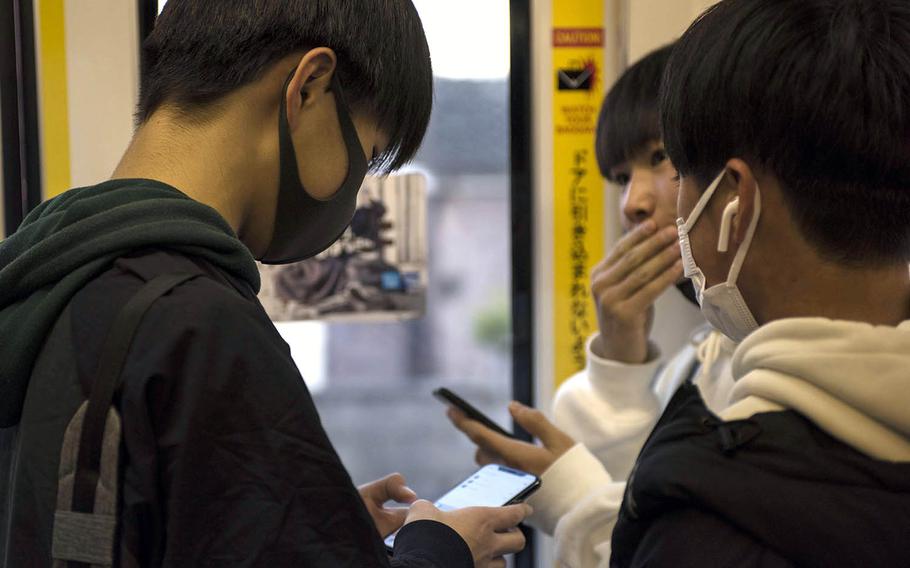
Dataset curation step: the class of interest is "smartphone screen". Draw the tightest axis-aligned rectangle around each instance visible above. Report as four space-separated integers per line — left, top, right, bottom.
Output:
384 465 539 550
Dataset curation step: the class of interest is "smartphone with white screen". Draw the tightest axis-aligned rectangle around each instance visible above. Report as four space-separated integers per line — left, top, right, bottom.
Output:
384 464 540 551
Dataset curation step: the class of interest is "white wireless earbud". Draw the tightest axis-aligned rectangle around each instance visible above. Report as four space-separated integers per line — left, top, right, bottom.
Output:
717 197 739 252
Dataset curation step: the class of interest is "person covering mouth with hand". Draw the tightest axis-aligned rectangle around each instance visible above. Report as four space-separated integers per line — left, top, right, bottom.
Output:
448 44 741 568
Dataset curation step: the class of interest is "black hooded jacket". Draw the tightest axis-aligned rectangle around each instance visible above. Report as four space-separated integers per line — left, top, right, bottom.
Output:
0 180 470 567
610 383 910 567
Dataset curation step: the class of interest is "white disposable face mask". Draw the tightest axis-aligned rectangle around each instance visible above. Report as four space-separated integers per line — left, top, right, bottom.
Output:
676 170 762 342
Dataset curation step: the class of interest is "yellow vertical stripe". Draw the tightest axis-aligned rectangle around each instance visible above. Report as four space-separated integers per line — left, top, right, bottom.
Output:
37 0 71 199
551 1 606 387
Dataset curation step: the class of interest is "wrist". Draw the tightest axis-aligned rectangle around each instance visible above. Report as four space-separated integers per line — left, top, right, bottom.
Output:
526 444 613 535
593 330 649 364
394 520 472 568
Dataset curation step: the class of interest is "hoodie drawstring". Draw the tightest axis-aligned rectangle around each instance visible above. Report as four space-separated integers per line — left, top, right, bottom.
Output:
696 330 724 384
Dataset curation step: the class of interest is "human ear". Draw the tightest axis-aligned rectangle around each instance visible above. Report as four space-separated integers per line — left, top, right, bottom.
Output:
724 158 759 246
285 48 338 126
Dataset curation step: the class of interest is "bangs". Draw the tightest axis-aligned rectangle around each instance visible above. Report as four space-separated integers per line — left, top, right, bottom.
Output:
594 43 674 181
141 0 434 175
357 2 433 174
596 104 661 181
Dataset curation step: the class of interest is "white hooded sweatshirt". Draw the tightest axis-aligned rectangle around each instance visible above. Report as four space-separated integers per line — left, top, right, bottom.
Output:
723 318 910 461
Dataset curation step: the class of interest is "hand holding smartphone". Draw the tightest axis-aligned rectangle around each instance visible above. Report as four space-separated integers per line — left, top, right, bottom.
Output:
433 387 517 439
385 464 540 550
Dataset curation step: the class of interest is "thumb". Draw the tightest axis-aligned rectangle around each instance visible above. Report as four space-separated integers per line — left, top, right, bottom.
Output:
490 503 534 531
389 483 418 505
384 473 418 504
509 402 568 450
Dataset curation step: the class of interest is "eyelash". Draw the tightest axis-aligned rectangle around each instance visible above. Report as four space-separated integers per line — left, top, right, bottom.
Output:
651 150 667 166
612 149 672 186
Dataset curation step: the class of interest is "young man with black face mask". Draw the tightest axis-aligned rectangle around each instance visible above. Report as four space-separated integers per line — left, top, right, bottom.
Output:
0 2 529 567
447 45 738 568
609 0 910 565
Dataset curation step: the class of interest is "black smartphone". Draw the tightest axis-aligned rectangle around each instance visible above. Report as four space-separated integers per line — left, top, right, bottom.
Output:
434 387 516 439
384 464 540 551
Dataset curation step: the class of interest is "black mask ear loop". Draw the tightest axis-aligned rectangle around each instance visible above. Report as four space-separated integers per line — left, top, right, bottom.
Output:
326 72 370 191
261 70 370 264
276 69 369 203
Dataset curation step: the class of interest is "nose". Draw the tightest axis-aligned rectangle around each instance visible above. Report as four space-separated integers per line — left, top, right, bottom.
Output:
622 168 656 227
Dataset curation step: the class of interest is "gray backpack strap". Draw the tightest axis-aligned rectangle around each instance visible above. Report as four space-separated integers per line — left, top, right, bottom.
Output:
52 273 202 567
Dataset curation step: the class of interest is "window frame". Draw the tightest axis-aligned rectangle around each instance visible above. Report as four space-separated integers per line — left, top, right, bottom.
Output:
0 0 43 236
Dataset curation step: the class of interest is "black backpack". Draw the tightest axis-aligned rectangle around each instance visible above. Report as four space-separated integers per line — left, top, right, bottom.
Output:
1 273 202 567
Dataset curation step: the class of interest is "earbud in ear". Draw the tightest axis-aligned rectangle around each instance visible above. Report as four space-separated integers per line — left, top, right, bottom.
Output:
718 197 739 252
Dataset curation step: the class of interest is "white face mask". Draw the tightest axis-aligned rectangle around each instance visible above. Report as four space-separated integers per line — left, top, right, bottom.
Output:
676 170 762 342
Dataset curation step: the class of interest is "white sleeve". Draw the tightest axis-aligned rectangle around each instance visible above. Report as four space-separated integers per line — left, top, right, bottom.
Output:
536 332 709 568
526 443 624 568
552 334 664 480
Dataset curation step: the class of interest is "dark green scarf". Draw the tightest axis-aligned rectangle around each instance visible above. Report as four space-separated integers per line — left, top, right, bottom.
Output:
0 179 260 427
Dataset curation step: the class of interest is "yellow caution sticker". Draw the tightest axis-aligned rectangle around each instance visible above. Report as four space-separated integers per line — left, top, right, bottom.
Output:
552 2 606 386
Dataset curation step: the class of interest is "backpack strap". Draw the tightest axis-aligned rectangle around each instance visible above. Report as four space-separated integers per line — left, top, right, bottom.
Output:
53 273 203 567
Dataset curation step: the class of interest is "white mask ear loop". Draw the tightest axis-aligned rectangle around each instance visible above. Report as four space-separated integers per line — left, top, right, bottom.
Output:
681 170 727 233
724 186 761 285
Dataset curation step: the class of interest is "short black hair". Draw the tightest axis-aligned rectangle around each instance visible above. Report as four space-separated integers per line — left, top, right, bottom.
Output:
661 0 910 265
139 0 433 172
596 44 675 181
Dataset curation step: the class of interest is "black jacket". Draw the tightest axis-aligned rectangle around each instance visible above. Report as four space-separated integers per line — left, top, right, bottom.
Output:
6 249 469 567
610 383 910 567
1 182 470 567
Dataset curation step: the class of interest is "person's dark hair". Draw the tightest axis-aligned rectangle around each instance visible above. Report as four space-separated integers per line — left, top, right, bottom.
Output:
138 0 433 172
595 44 675 181
661 0 910 265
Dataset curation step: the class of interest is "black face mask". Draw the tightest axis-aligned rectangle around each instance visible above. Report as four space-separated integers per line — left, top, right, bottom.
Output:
676 278 700 307
260 72 369 265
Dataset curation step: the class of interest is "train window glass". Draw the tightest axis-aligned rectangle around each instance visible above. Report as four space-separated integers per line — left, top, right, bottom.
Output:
306 0 513 498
